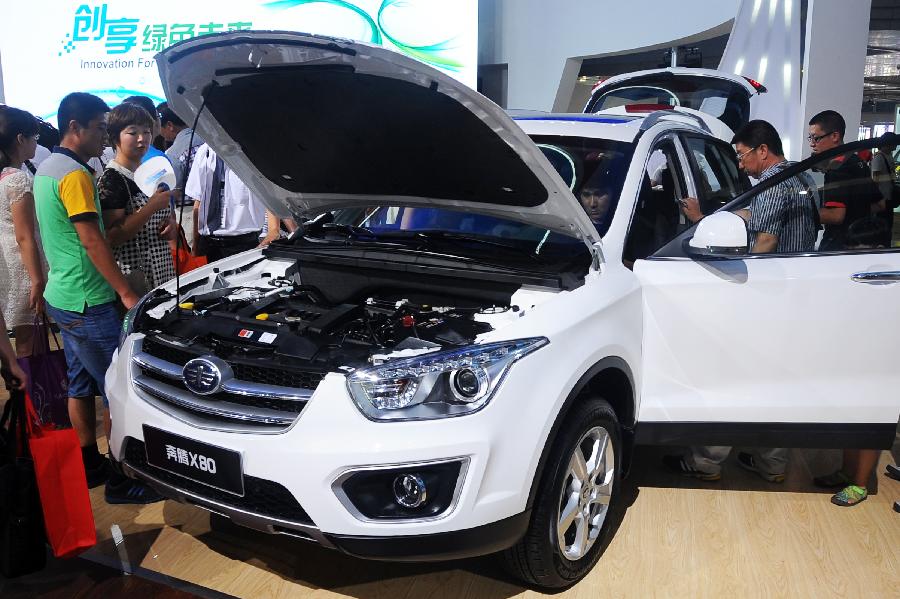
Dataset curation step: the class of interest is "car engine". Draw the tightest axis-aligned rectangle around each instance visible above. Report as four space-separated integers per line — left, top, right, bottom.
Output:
137 271 516 376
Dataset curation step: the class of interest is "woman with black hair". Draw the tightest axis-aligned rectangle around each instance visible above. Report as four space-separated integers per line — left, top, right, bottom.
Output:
97 103 177 297
0 105 47 356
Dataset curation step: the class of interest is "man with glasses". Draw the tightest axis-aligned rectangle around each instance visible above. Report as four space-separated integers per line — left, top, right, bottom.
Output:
808 110 883 250
733 120 818 253
680 120 818 253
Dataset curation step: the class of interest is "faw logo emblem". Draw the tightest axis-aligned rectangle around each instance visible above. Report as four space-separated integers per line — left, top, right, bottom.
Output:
182 357 224 395
165 444 217 474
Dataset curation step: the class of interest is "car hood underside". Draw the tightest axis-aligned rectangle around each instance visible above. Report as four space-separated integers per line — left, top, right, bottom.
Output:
156 31 601 247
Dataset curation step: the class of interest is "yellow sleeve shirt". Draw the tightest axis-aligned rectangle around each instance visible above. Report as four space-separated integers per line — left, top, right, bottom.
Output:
57 168 100 222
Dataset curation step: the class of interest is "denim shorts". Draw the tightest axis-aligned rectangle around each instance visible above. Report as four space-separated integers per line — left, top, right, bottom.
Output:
45 301 121 406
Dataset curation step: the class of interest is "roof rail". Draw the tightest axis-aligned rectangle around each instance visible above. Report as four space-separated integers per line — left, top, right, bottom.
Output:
639 109 712 134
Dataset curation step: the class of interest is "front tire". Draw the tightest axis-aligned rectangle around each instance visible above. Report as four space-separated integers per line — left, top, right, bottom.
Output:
501 397 621 589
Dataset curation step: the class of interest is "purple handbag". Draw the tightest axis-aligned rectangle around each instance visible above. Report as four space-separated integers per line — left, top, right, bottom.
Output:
16 318 70 428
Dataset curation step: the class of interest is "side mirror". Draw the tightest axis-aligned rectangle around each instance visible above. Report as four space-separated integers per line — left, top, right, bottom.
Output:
685 212 748 257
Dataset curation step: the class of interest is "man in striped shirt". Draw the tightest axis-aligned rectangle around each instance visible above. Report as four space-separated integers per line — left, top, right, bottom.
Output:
666 121 817 482
734 120 818 253
681 120 819 254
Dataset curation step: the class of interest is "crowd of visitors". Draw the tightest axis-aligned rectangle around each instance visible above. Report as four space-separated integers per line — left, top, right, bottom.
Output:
0 91 293 507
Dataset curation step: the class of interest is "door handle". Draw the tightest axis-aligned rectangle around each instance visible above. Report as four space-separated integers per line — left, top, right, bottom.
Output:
851 271 900 283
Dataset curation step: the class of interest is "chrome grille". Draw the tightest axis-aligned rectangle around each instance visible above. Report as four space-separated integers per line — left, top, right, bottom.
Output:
131 337 320 431
141 337 326 390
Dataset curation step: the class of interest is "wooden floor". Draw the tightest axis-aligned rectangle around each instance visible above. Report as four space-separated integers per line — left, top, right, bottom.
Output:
4 393 899 598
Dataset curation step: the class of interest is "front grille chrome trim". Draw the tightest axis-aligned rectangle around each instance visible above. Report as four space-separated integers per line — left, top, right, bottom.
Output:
132 350 313 402
222 378 312 402
133 350 183 379
133 375 296 426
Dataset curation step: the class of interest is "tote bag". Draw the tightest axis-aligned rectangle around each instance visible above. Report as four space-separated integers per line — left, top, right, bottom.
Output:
17 318 70 428
24 393 96 558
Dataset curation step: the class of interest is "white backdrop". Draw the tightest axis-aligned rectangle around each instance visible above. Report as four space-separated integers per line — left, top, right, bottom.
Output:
0 0 477 123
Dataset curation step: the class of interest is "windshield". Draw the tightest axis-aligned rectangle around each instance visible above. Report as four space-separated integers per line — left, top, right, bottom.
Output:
324 135 633 259
588 75 751 131
591 86 679 110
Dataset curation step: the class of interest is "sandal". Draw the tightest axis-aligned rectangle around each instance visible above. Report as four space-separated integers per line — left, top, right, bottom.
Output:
831 485 868 507
813 470 851 488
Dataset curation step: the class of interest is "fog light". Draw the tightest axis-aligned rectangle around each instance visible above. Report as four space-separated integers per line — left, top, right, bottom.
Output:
337 460 464 520
393 474 427 508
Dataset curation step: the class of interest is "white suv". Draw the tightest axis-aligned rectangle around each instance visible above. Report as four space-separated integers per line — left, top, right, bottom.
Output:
107 32 900 589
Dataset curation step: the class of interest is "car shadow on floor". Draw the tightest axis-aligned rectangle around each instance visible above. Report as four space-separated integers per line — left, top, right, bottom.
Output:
157 483 636 598
194 512 524 597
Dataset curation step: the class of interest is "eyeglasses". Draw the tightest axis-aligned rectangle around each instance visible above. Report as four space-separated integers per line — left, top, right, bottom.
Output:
807 131 834 144
736 146 757 162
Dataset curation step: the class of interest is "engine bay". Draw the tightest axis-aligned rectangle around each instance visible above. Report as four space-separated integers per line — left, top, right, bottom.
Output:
138 263 525 374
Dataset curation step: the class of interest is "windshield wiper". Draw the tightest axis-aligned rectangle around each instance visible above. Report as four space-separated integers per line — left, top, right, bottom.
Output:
304 221 379 240
382 230 542 262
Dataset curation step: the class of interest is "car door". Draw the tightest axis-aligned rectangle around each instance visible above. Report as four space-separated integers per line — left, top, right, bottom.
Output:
632 137 900 449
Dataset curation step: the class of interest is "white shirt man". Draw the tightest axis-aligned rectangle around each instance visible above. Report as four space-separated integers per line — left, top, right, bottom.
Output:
185 143 266 261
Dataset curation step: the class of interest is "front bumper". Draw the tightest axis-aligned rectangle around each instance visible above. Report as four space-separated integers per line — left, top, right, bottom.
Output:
106 335 554 559
122 448 528 561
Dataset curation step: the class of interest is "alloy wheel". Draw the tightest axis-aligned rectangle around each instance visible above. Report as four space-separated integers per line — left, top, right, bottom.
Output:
555 425 615 561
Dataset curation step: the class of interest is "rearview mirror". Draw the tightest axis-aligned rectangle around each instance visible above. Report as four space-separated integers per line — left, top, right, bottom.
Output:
685 212 748 258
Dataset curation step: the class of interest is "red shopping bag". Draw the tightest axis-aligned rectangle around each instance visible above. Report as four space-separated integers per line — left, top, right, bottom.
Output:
172 228 207 275
23 394 96 558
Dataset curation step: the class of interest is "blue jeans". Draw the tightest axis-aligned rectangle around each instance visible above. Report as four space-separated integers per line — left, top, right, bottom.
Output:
45 302 121 406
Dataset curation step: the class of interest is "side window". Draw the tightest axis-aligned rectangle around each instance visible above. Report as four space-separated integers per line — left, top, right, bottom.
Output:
732 148 887 254
683 135 747 215
623 139 689 265
653 143 894 258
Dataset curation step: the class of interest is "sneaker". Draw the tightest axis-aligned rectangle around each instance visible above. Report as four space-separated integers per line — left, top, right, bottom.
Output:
104 478 166 505
662 454 721 481
813 470 852 489
885 464 900 482
736 452 785 483
831 485 867 507
85 457 110 489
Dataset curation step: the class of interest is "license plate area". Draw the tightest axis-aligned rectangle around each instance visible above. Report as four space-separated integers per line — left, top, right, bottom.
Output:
142 425 244 496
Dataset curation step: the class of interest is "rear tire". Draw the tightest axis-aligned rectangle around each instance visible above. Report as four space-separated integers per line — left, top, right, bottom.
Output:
501 397 621 589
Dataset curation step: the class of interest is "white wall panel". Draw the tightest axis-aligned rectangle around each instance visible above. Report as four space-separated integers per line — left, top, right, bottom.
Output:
799 0 872 154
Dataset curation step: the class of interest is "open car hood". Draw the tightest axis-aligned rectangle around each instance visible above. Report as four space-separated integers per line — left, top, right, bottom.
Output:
157 31 601 246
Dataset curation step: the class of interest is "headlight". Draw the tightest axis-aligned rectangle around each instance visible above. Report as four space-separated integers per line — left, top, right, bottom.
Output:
347 338 548 421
